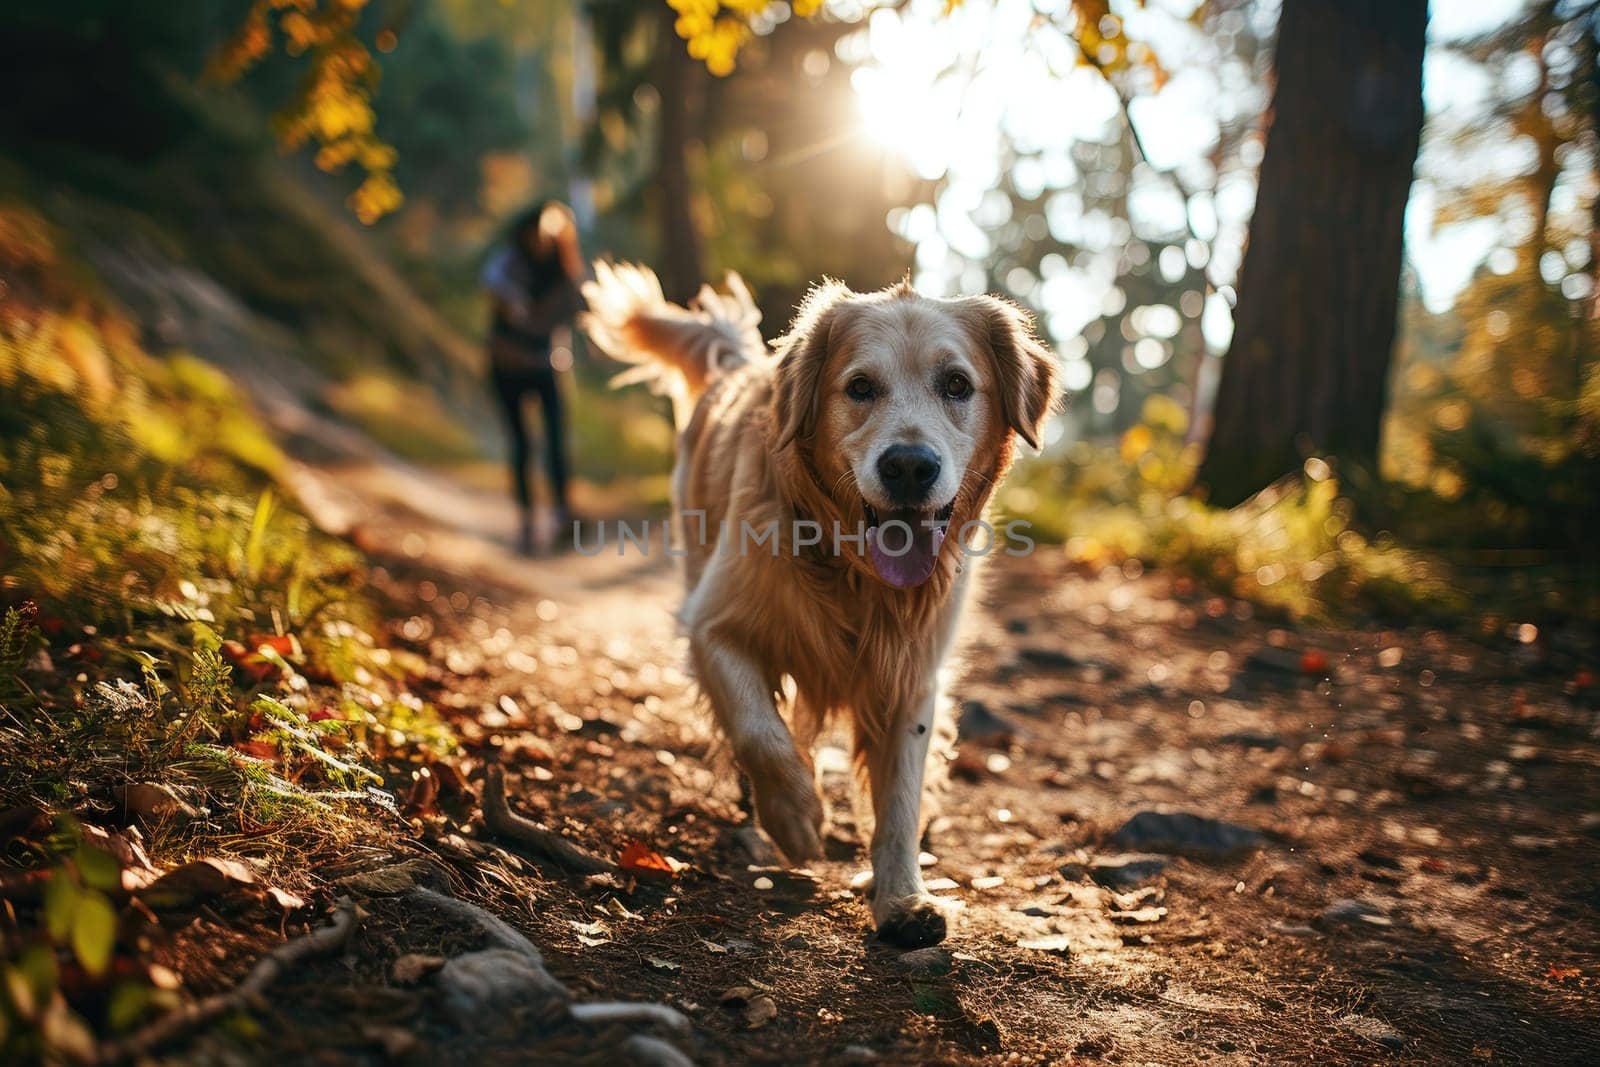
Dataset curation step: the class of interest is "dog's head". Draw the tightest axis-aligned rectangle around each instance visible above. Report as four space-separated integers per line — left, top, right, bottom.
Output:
773 280 1056 589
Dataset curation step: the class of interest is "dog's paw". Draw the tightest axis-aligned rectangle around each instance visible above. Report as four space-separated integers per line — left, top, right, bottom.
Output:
754 781 825 865
729 824 782 866
734 735 825 865
873 894 949 948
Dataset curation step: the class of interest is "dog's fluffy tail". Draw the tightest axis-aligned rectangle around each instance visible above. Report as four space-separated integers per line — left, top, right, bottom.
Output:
579 261 765 429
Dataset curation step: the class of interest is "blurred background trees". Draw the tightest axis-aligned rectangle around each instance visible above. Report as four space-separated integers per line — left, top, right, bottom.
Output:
1 0 1595 616
1384 0 1600 560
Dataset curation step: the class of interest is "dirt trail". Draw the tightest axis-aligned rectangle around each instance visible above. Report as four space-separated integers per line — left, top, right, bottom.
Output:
207 455 1599 1066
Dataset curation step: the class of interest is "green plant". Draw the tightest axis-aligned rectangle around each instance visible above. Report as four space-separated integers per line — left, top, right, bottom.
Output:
1001 396 1466 622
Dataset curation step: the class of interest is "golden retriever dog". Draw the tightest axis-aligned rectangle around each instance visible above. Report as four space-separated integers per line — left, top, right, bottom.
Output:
580 264 1056 946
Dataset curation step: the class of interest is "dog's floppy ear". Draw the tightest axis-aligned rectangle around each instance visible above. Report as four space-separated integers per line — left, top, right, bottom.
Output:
773 281 850 451
967 295 1058 451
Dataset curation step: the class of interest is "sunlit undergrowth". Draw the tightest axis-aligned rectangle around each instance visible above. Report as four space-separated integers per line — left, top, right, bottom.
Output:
1 204 456 859
1001 396 1467 623
0 202 464 1050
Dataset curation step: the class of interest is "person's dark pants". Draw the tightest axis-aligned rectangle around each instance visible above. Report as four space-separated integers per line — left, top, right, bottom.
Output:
490 363 570 522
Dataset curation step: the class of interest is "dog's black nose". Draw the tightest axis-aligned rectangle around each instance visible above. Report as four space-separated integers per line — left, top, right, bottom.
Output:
877 444 941 504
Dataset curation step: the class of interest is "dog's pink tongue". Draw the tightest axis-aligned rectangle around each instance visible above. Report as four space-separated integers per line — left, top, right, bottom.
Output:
866 518 945 589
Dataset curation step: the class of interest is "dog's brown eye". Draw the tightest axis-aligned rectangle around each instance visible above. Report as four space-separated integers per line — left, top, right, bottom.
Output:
846 375 876 401
944 372 972 400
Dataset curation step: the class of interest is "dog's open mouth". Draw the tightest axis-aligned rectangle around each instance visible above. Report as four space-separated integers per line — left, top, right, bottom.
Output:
862 501 955 589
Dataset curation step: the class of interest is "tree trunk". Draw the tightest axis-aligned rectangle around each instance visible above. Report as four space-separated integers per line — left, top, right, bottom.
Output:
1193 0 1427 507
653 8 705 304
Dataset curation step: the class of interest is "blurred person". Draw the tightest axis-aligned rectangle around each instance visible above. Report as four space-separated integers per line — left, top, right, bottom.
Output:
482 200 586 554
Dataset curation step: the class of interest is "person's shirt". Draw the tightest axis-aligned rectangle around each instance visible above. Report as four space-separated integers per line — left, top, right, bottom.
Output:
482 245 580 347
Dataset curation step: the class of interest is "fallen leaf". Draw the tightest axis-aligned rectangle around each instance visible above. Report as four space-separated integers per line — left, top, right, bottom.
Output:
1545 964 1582 982
140 858 258 908
699 939 728 954
121 867 160 893
392 953 447 984
602 897 641 920
576 935 613 947
569 919 610 938
115 783 200 824
743 993 777 1029
646 956 680 974
79 825 154 873
220 641 279 683
248 634 301 659
266 887 307 912
619 841 677 881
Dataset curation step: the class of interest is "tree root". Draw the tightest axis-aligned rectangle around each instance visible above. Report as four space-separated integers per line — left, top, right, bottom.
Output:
99 897 359 1063
480 764 614 874
407 885 545 958
621 1033 698 1067
404 886 691 1041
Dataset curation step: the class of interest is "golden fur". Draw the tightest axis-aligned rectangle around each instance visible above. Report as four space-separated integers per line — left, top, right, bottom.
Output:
581 262 1056 946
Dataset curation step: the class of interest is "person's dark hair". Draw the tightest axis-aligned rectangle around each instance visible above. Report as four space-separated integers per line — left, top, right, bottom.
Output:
508 199 550 261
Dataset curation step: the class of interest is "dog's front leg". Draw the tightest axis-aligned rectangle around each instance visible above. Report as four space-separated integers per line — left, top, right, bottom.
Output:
692 633 824 863
864 686 946 947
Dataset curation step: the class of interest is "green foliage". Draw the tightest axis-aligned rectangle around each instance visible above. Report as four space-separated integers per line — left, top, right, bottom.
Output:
208 0 400 222
1004 397 1465 622
0 817 178 1062
205 0 537 227
0 201 455 840
372 13 530 212
1379 1 1600 565
0 605 42 701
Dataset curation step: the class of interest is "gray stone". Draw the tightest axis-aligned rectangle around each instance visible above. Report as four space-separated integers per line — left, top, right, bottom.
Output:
1087 853 1170 888
1017 646 1080 671
1245 645 1306 674
1216 732 1283 751
893 946 953 975
957 699 1021 743
1111 811 1265 856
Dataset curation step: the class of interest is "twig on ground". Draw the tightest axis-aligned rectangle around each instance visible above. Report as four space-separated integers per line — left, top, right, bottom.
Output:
99 897 359 1063
480 764 614 874
572 1002 691 1033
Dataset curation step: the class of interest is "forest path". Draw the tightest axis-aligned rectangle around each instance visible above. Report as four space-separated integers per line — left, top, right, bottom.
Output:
234 448 1600 1066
